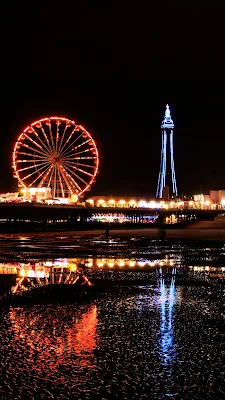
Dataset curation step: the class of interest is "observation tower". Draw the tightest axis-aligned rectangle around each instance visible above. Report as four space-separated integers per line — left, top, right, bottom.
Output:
156 105 178 198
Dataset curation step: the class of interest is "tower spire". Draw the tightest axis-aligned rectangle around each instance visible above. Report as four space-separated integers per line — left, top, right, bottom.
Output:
165 104 170 119
161 104 174 128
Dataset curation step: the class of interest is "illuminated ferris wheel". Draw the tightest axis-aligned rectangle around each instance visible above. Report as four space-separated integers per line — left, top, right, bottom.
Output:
12 117 99 198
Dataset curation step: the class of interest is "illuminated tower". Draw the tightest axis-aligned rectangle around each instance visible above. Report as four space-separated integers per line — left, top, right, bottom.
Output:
156 105 178 198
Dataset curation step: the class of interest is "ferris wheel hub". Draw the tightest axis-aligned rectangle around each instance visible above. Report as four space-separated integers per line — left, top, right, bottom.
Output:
50 153 61 164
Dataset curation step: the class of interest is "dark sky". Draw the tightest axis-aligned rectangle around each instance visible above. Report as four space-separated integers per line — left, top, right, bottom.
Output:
2 3 225 197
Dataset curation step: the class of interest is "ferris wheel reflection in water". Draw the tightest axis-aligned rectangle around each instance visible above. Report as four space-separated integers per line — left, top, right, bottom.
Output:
9 304 98 375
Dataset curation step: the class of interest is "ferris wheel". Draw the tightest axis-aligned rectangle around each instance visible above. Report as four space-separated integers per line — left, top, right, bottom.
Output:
12 117 99 199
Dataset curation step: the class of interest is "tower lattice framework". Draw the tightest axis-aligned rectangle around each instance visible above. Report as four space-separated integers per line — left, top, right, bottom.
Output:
156 105 178 198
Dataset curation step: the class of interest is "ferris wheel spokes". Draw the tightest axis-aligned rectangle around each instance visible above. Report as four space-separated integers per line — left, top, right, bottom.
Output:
29 164 53 188
16 161 50 174
55 121 60 153
23 132 49 155
61 140 93 160
66 173 82 194
47 119 56 153
61 148 96 160
20 161 51 182
60 166 79 194
62 165 86 191
60 130 84 157
39 124 52 151
63 161 94 178
71 161 97 169
19 142 50 158
15 152 49 160
46 166 55 193
73 156 97 160
61 142 91 160
73 138 92 151
57 166 65 198
32 127 52 154
57 124 69 154
63 163 90 187
63 159 96 169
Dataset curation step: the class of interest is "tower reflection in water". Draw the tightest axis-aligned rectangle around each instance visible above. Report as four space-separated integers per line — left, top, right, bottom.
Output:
159 271 177 366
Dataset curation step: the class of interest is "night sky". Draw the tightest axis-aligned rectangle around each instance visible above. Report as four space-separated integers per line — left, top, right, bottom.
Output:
2 3 225 197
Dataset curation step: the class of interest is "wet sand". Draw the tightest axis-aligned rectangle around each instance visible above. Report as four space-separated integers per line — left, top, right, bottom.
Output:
0 216 225 241
1 227 225 241
1 284 225 399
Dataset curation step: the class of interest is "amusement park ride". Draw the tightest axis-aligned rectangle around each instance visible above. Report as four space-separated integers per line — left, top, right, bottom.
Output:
0 107 222 209
12 116 99 203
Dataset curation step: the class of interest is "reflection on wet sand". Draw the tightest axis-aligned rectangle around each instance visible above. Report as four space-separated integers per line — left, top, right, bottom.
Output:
73 306 98 366
159 277 177 367
0 280 224 398
9 304 98 377
1 255 225 295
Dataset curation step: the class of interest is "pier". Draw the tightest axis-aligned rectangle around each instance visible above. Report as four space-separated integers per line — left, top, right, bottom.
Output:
0 203 223 232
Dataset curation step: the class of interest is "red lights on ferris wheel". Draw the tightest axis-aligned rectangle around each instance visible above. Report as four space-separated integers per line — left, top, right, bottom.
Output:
12 117 99 199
